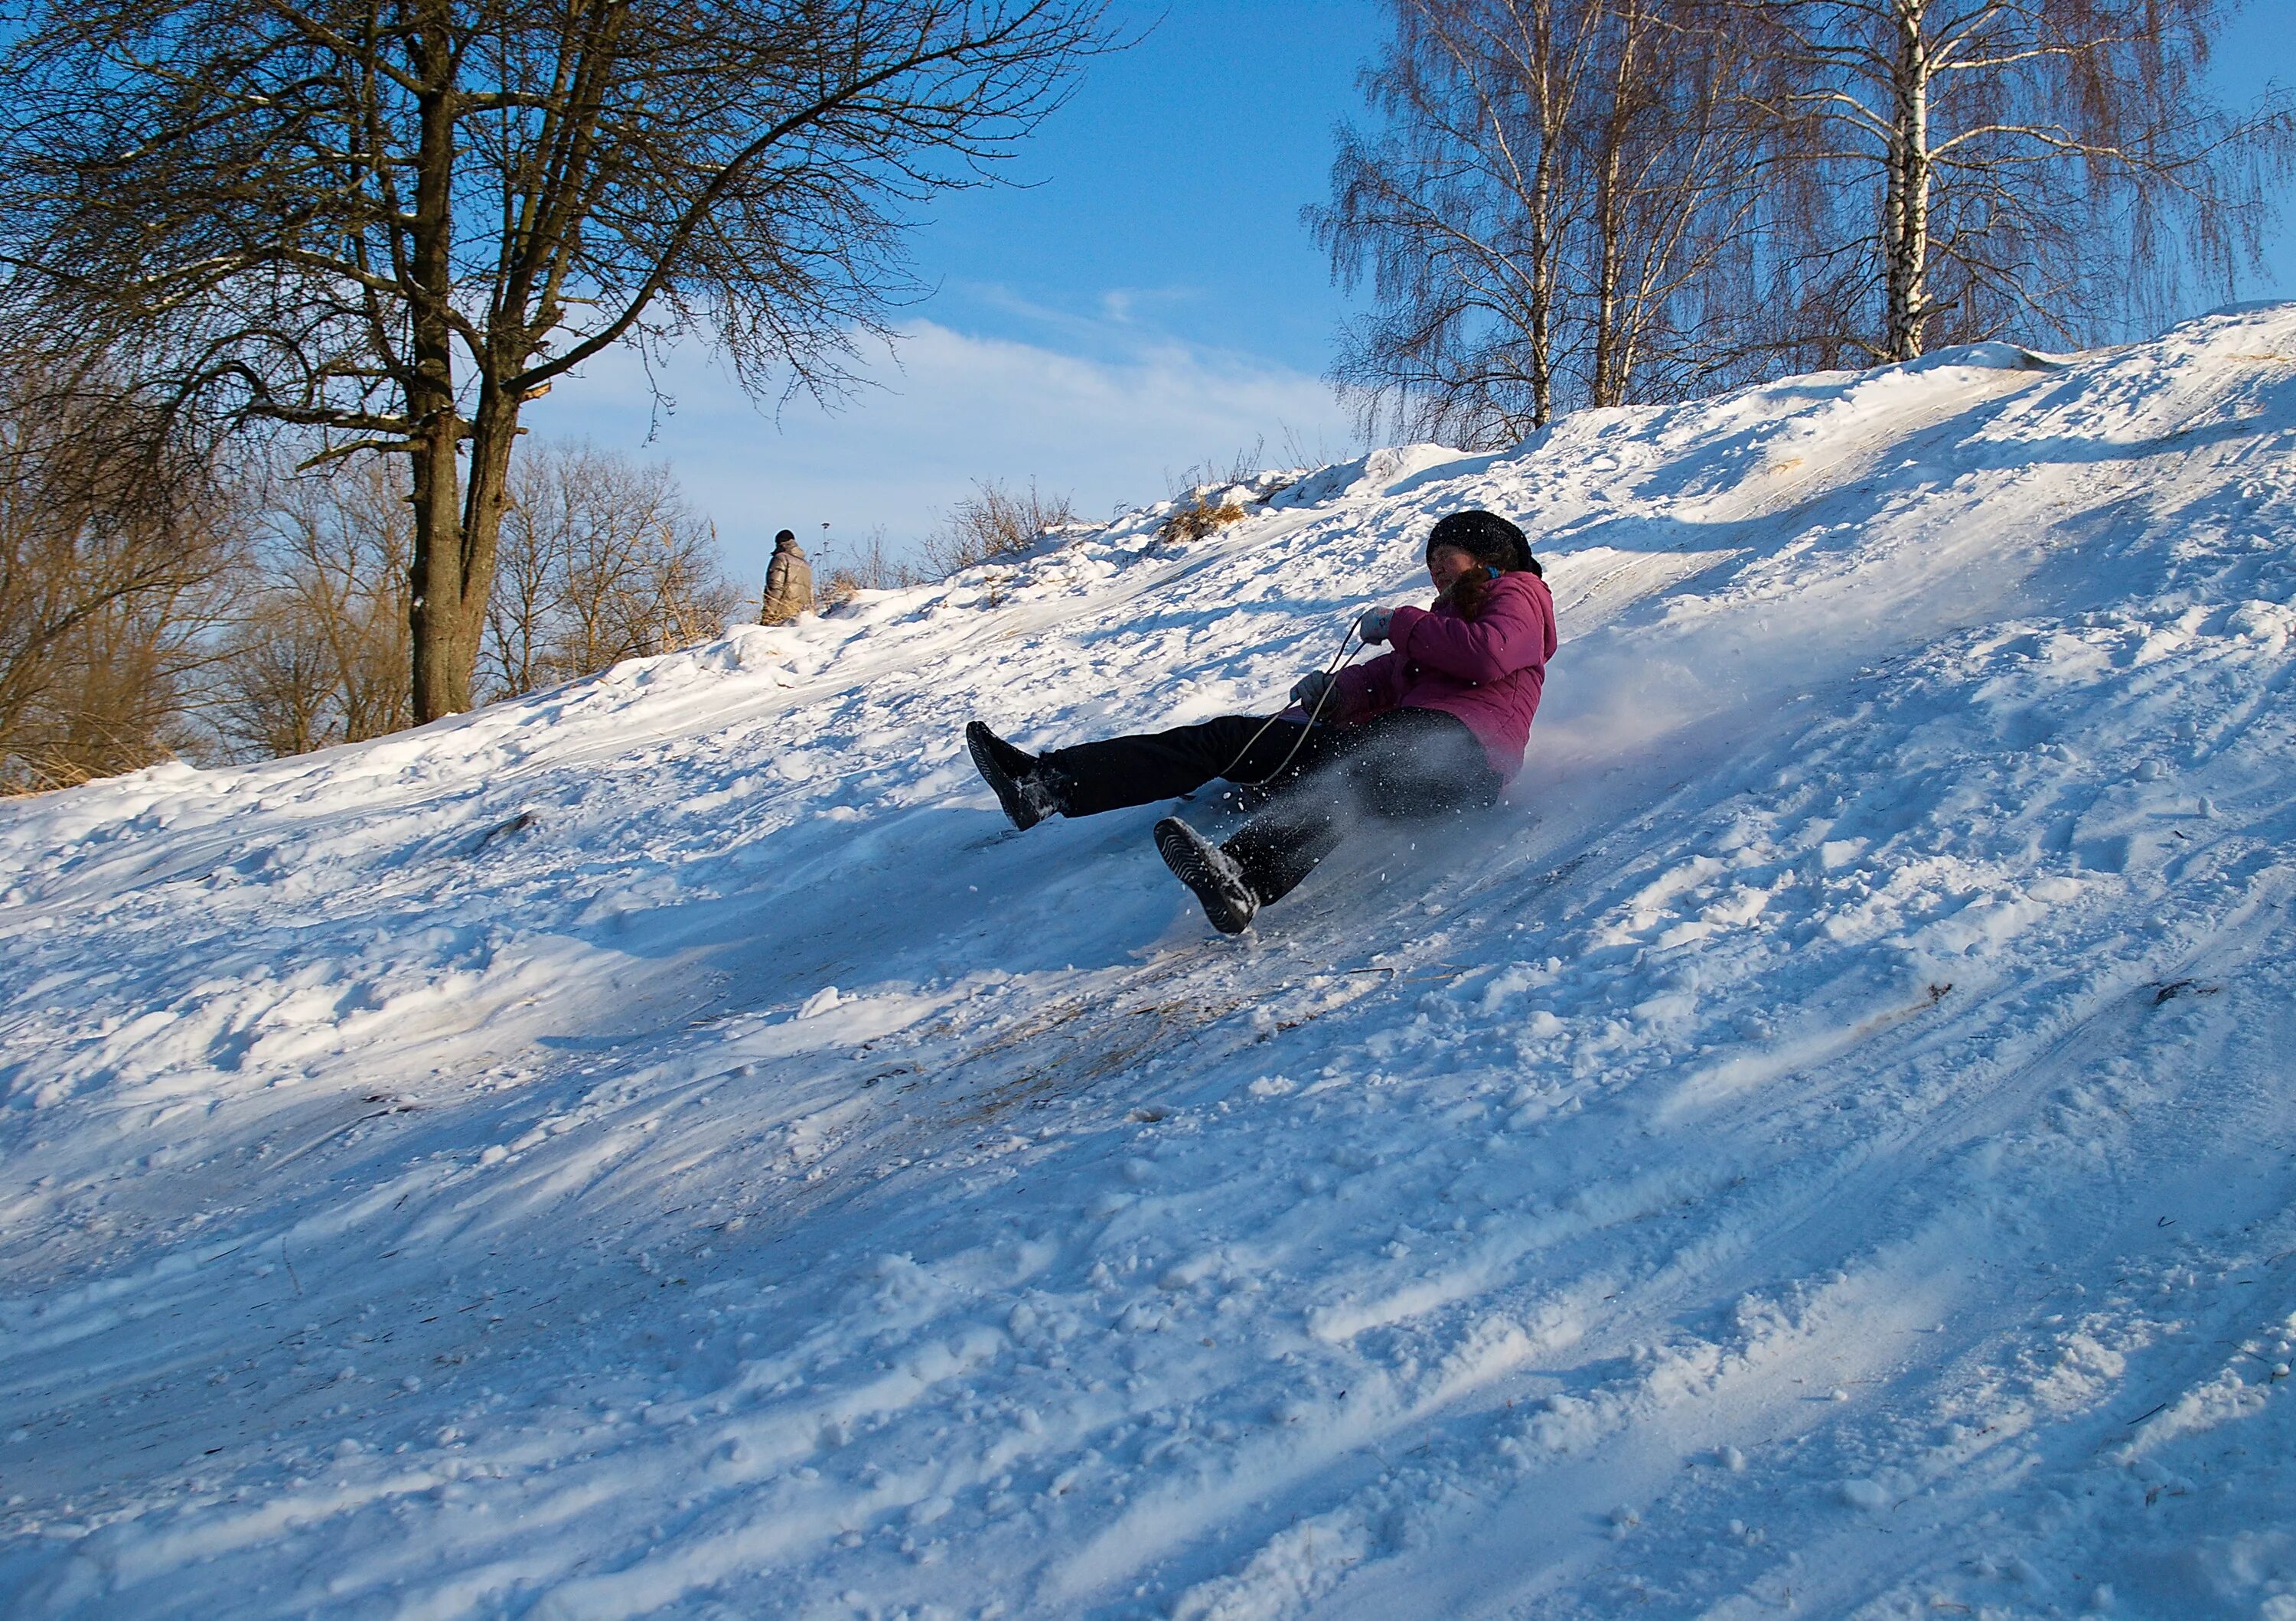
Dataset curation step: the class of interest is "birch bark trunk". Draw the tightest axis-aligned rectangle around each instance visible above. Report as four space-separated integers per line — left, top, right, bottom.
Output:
1881 0 1935 361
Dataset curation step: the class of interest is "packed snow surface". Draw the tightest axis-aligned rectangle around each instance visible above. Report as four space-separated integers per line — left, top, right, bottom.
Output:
10 308 2296 1619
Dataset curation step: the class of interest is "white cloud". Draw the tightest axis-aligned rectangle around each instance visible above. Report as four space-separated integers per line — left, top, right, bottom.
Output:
525 321 1355 582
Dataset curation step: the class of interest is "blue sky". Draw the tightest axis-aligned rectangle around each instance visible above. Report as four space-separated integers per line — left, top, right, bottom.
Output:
533 1 2296 590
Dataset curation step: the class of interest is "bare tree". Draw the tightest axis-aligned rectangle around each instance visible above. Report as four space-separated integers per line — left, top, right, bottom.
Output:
1315 0 1577 445
0 363 237 791
207 602 344 759
1310 0 1769 447
0 0 1110 723
1738 0 2296 361
481 442 738 700
1579 0 1769 405
205 441 726 748
485 472 561 703
207 457 413 758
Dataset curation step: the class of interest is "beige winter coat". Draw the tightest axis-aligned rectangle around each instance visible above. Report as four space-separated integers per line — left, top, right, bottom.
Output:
762 540 814 623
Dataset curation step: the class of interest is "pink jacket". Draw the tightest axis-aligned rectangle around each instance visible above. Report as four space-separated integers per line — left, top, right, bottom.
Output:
1327 571 1557 781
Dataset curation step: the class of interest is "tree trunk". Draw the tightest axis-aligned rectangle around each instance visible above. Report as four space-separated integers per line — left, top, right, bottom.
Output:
406 1 468 724
408 422 472 722
408 392 521 721
1525 21 1560 434
1530 137 1554 429
455 383 520 695
1590 3 1642 409
1592 124 1625 406
1882 0 1933 361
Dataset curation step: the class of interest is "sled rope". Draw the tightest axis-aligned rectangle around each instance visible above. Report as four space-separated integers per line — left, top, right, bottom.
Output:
1221 616 1365 788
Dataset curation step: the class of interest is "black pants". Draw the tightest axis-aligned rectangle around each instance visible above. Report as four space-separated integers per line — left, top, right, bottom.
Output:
1042 707 1501 903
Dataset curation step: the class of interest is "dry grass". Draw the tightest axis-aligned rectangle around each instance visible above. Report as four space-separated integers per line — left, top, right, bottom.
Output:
1157 497 1247 544
924 478 1078 576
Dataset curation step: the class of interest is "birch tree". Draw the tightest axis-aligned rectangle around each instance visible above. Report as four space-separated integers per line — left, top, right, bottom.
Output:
1742 0 2293 361
1311 0 1769 448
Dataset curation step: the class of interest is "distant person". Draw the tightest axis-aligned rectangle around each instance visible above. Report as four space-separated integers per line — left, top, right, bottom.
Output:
966 510 1557 933
761 529 814 623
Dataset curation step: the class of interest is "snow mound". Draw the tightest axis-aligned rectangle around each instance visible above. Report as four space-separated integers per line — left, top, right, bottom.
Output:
9 306 2296 1617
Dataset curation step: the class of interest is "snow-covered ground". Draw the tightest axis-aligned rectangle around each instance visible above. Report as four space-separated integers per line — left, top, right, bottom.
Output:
8 306 2296 1619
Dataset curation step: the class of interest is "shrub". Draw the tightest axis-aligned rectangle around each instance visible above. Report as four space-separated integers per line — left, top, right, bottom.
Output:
924 478 1078 576
817 530 925 608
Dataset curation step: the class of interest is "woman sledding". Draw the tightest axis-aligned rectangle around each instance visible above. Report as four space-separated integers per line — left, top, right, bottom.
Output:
964 509 1558 933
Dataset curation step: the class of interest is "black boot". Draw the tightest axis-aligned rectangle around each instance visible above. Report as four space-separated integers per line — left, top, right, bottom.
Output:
967 721 1067 832
1153 817 1260 934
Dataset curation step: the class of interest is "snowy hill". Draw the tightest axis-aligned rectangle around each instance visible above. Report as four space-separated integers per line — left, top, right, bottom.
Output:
8 305 2296 1619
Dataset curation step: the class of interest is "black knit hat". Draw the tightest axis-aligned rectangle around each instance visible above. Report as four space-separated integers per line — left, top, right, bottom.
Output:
1427 509 1539 577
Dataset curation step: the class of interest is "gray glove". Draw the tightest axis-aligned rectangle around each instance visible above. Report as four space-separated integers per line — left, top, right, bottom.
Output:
1289 670 1336 710
1356 607 1396 644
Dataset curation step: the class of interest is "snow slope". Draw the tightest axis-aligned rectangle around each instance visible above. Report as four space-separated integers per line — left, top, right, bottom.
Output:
8 305 2296 1619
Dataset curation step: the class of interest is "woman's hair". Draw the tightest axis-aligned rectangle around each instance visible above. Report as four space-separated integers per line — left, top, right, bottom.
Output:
1427 509 1539 618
